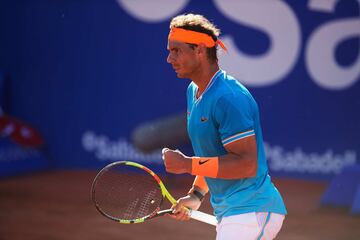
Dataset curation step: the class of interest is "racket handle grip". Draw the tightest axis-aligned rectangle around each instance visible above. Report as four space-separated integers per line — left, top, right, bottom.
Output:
189 210 218 226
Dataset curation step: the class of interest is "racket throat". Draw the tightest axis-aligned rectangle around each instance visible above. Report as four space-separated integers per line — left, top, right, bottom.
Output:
156 209 173 216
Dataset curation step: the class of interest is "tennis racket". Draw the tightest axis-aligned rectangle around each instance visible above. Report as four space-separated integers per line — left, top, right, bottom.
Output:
91 161 217 226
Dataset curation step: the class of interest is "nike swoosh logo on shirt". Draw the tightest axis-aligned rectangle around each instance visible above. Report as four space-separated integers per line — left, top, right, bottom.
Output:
200 117 208 122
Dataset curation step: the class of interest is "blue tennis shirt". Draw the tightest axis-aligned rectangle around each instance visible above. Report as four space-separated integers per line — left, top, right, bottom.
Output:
186 69 287 221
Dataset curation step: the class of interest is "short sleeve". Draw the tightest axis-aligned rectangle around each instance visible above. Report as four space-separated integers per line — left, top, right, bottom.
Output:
214 93 255 146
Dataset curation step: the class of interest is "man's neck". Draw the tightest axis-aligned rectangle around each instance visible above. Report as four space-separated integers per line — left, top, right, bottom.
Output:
191 63 220 97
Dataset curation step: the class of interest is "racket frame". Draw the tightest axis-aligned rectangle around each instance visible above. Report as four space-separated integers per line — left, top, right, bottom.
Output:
91 161 176 224
91 161 217 226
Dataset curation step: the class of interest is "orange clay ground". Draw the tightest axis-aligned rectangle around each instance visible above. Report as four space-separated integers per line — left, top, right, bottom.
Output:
0 171 359 240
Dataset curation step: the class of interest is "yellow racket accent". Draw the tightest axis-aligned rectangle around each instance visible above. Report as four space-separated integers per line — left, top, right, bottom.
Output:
124 161 177 203
159 181 177 204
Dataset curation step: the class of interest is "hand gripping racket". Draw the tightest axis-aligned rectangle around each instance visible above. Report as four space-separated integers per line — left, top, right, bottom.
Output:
91 161 217 226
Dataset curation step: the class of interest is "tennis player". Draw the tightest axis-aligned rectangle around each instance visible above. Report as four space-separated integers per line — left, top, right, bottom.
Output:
162 14 287 239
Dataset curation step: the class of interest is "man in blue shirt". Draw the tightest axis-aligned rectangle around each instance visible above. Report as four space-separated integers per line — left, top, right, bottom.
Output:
163 14 286 240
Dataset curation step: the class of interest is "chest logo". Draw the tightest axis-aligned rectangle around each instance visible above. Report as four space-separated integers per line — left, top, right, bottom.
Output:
200 117 208 122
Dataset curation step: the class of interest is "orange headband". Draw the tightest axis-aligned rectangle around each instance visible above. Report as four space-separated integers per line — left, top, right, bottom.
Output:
168 27 227 52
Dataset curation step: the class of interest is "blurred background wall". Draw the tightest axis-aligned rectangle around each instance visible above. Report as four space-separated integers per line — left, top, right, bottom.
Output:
0 0 359 180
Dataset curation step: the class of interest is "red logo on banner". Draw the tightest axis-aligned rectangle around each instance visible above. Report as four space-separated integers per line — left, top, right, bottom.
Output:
0 115 44 148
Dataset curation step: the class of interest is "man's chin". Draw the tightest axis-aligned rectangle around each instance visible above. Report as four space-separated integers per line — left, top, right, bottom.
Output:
176 72 187 78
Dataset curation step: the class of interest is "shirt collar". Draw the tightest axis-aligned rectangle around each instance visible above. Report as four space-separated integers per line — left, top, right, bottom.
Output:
195 69 222 102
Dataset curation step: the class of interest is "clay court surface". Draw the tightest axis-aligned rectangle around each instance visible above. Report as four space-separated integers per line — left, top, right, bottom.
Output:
1 171 359 240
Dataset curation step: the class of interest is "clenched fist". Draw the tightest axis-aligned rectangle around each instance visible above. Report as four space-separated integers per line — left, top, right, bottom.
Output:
162 148 192 174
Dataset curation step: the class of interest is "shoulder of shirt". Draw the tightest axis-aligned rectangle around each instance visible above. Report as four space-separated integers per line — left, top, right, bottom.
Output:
213 71 253 103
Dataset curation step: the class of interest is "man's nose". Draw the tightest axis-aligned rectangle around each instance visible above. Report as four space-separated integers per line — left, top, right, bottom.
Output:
167 53 173 64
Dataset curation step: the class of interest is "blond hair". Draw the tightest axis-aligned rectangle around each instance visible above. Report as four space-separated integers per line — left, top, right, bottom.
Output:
170 14 221 40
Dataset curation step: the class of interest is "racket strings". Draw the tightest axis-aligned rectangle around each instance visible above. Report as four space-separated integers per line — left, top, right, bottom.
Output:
93 164 163 221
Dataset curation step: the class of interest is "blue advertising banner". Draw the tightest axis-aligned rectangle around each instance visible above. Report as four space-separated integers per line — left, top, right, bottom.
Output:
0 138 48 177
0 0 359 179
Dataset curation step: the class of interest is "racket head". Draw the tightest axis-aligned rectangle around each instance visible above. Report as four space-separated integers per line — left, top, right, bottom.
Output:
91 161 170 224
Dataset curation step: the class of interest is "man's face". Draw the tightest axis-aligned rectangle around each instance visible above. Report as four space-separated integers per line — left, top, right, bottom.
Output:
167 40 199 79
